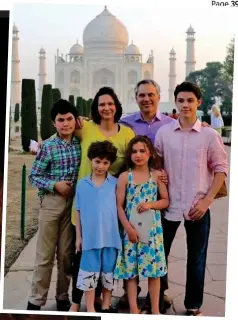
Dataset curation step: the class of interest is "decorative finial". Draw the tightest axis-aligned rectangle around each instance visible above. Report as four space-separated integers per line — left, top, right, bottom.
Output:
104 5 107 10
132 40 133 45
76 38 78 44
13 22 18 33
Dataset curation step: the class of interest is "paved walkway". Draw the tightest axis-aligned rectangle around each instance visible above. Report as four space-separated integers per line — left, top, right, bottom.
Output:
3 146 230 317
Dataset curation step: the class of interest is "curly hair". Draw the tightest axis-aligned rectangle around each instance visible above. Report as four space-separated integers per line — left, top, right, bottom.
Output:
125 135 163 170
87 140 117 164
90 87 123 124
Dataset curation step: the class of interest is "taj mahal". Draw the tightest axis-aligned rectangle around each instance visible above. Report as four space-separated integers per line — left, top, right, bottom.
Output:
10 5 196 133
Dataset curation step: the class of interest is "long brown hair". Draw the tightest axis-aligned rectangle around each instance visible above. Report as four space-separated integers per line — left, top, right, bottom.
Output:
125 135 163 170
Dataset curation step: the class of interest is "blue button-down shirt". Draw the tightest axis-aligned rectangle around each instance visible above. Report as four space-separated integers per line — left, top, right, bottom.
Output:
75 174 122 251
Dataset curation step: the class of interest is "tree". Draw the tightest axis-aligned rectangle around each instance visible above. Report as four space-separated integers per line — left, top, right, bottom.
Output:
83 99 88 117
87 98 93 119
14 103 20 122
186 62 232 115
21 79 38 151
51 89 61 135
40 84 54 140
222 37 234 90
76 96 83 116
69 95 75 106
52 88 61 104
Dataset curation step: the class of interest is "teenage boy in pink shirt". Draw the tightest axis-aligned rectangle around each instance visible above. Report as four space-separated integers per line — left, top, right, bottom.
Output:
154 81 228 316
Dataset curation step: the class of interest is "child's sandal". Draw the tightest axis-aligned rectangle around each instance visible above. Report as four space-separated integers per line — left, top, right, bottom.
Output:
140 306 151 314
186 309 203 316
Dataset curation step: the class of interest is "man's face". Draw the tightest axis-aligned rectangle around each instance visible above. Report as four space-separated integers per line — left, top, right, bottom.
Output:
91 157 111 177
175 91 201 119
54 113 76 137
136 83 160 115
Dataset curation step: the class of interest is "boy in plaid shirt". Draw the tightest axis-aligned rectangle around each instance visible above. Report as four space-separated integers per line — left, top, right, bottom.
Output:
27 100 81 311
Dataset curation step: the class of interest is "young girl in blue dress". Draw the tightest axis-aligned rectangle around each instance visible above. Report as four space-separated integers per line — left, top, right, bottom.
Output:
114 135 169 314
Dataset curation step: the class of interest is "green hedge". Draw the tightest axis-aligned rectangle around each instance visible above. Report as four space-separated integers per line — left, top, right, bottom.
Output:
21 79 38 151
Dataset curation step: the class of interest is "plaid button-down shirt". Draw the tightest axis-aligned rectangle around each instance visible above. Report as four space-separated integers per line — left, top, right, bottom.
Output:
29 135 81 198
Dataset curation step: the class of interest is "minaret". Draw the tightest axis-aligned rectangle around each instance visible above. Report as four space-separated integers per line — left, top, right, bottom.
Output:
168 48 176 102
38 47 47 104
11 24 21 114
185 25 196 78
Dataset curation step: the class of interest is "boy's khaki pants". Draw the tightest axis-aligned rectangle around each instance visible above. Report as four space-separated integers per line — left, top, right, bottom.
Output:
29 193 74 306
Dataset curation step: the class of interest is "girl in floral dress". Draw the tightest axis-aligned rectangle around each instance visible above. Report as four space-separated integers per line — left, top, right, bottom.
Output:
114 135 169 314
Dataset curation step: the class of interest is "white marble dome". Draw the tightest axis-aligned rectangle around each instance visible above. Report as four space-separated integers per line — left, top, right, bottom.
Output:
69 42 84 55
83 6 129 53
125 42 140 55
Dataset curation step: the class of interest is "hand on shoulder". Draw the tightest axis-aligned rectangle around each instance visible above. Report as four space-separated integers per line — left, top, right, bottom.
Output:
151 169 168 185
151 169 161 178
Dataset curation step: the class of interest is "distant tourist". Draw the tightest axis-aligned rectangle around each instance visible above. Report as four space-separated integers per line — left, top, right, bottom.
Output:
169 108 179 119
210 105 224 135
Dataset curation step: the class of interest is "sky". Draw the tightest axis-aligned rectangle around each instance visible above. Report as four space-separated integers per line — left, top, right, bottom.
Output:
12 2 234 102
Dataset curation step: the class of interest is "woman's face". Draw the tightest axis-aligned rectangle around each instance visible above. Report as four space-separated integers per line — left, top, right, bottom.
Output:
98 94 116 122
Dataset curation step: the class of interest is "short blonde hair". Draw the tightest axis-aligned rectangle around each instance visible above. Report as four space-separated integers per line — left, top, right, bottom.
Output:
212 105 221 117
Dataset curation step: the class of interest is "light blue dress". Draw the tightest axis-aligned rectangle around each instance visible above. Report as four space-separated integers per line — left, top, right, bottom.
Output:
114 170 167 279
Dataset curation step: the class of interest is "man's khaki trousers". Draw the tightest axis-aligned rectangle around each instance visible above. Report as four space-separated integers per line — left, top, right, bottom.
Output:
29 193 74 306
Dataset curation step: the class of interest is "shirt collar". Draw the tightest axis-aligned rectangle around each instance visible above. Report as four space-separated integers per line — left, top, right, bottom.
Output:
56 133 79 145
85 173 113 185
172 118 202 132
135 108 161 122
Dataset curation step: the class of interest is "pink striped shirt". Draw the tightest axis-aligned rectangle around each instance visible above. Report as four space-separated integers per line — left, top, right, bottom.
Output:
155 119 228 221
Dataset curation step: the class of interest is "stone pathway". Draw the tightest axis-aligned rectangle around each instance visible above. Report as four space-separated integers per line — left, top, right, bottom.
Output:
3 146 230 317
